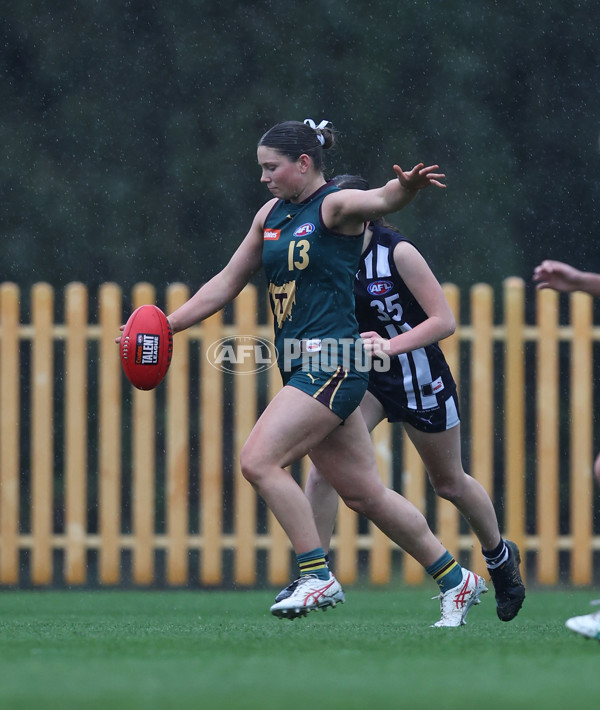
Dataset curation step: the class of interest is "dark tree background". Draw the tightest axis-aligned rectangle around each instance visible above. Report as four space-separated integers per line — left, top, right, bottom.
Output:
2 0 599 313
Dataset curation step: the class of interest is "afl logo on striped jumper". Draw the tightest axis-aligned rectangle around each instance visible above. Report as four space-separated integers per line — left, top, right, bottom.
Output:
367 280 394 296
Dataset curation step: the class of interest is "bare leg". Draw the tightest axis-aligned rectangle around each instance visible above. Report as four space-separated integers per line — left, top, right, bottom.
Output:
240 385 343 553
305 390 386 549
304 470 339 550
404 422 502 550
309 407 447 568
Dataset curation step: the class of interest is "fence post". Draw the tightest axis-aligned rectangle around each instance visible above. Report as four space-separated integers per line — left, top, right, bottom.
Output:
402 431 427 584
131 283 157 585
64 282 88 585
31 283 54 585
200 310 225 585
0 283 20 584
503 278 526 560
536 288 560 584
233 285 259 585
469 283 494 576
570 291 593 584
98 282 122 585
438 284 461 561
166 283 190 585
369 421 393 584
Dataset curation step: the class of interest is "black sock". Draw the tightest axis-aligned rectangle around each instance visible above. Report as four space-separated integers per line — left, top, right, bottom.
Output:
483 539 509 569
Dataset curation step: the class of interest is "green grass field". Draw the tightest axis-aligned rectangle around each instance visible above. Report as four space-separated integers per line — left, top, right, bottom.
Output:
0 586 598 710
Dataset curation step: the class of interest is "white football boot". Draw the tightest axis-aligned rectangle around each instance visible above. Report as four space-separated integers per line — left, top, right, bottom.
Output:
565 601 600 640
431 568 488 627
270 573 345 620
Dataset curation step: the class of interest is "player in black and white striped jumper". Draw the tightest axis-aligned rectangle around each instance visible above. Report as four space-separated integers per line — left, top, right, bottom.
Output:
304 174 526 624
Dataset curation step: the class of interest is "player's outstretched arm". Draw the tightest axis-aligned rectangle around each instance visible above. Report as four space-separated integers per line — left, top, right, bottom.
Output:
368 163 447 216
533 260 600 298
324 163 446 231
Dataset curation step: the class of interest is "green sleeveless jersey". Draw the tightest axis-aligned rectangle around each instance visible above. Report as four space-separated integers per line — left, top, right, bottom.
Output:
262 183 365 372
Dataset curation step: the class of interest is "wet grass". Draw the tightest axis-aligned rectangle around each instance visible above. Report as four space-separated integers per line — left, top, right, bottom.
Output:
0 587 598 709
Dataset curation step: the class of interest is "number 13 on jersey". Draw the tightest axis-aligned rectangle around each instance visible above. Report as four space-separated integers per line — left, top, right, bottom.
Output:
288 239 310 271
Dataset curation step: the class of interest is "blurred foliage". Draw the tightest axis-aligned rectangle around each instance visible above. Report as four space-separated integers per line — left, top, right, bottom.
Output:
1 0 599 313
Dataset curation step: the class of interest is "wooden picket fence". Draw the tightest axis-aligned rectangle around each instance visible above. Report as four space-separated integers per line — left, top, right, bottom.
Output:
0 278 598 589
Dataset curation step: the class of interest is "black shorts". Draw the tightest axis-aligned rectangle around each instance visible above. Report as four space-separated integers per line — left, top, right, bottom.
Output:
368 381 461 433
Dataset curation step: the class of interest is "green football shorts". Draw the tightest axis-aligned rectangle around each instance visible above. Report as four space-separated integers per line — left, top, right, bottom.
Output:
281 364 368 421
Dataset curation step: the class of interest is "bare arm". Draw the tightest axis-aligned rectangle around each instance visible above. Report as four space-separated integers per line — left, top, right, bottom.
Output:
323 163 446 234
167 203 270 333
533 260 600 298
361 241 455 358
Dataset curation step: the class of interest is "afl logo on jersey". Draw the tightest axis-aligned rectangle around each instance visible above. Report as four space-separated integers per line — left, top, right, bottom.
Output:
293 222 315 238
367 280 394 296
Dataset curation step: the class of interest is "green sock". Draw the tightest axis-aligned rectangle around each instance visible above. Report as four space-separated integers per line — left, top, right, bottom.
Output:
297 548 329 581
426 551 463 593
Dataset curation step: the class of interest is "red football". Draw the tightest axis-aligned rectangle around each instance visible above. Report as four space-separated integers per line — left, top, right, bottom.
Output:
120 305 173 390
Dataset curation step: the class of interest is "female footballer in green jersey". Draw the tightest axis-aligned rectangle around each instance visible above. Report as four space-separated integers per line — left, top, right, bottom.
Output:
166 119 486 623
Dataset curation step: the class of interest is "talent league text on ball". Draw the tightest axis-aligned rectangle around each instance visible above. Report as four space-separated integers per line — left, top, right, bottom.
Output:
135 333 160 366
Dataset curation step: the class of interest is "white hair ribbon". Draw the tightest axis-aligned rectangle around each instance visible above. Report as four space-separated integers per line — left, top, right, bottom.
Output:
303 118 331 146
